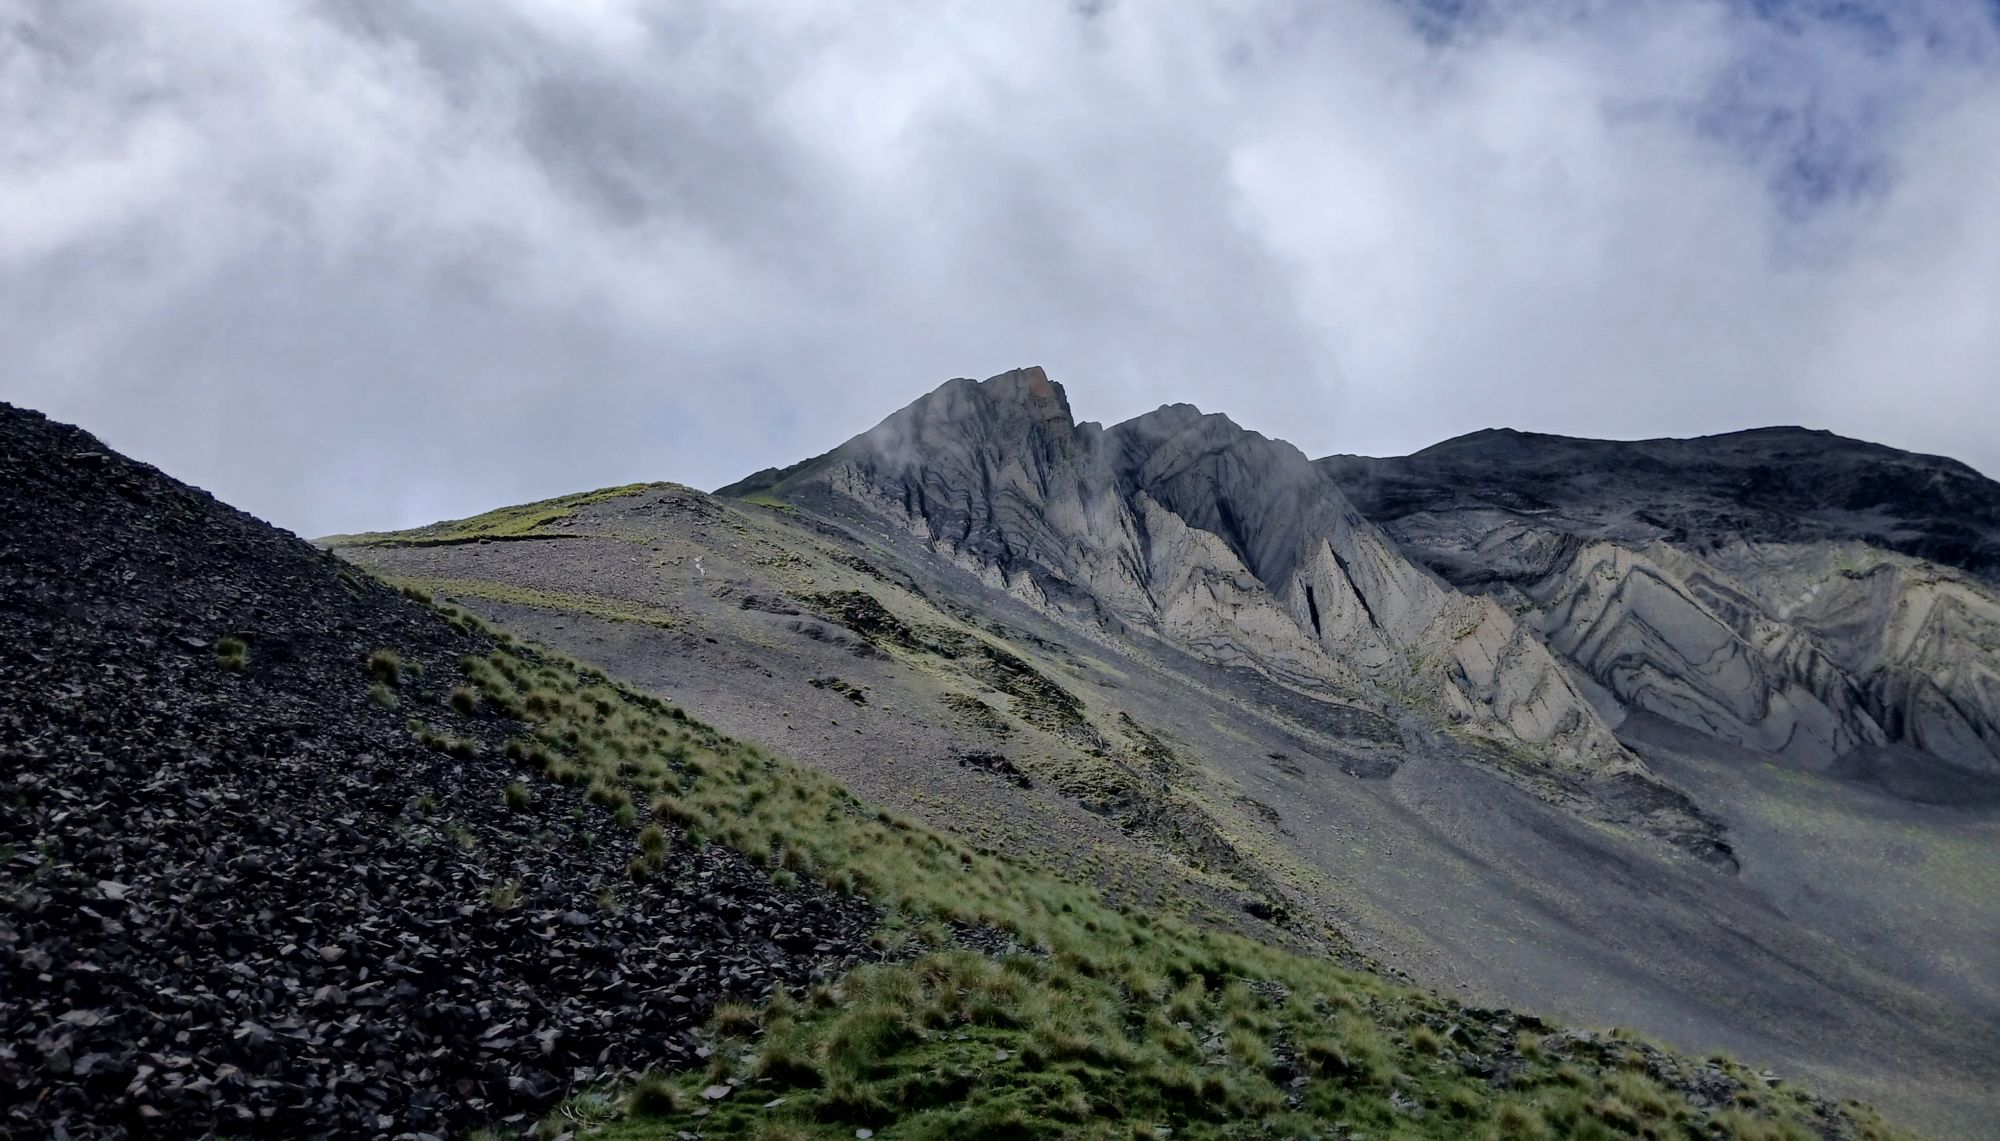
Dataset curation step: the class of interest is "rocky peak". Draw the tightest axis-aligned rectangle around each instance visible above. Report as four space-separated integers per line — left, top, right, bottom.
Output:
1109 403 1309 470
759 369 1113 586
1106 404 1351 592
990 364 1074 419
898 365 1074 431
716 368 1082 504
839 368 1083 480
734 370 1641 783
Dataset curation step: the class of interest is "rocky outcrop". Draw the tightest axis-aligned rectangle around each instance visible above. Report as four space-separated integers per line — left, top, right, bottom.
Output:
728 369 1636 775
1702 541 2000 772
1322 428 2000 779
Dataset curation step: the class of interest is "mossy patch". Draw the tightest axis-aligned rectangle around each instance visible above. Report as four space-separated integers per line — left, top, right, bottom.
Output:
802 590 928 653
739 492 794 512
941 693 1015 738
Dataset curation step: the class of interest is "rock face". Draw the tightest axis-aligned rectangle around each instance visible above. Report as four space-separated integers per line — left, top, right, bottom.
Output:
728 368 1635 776
0 404 882 1139
1320 427 2000 785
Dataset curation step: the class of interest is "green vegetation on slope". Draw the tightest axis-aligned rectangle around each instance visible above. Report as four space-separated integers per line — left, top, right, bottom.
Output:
322 483 666 547
419 619 1897 1141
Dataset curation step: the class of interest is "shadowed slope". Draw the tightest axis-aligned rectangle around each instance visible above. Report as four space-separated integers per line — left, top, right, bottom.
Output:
0 404 884 1137
1321 426 2000 583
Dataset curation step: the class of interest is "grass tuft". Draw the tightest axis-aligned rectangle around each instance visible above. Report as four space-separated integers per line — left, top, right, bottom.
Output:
216 636 248 673
626 1071 684 1116
710 1001 761 1038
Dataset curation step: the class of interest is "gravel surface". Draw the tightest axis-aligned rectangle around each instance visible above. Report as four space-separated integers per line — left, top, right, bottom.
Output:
0 404 884 1139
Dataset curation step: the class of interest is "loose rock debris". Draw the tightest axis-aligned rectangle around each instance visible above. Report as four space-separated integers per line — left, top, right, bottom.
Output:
0 404 884 1138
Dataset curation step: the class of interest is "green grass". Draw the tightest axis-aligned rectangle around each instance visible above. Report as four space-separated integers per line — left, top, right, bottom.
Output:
486 877 523 909
369 648 403 684
424 639 1901 1141
215 636 248 673
321 482 666 547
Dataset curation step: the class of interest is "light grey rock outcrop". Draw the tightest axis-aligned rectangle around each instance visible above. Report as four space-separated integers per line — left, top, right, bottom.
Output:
1322 428 2000 781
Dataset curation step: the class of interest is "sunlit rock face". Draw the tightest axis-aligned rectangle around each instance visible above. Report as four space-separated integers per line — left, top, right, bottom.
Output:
1321 427 2000 780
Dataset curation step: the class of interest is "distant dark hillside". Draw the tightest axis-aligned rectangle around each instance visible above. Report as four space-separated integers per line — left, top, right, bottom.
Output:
1320 426 2000 582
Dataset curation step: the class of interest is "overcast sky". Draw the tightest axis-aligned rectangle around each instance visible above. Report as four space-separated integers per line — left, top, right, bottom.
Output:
5 0 1998 536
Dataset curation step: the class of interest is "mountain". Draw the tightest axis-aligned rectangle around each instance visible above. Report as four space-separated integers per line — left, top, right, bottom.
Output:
722 368 1732 864
332 370 2000 1137
0 398 1922 1140
1320 425 2000 580
1320 427 2000 797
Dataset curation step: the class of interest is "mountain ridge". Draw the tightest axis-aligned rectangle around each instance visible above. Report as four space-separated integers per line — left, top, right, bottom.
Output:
1320 422 2000 583
326 370 2000 1137
10 393 1944 1139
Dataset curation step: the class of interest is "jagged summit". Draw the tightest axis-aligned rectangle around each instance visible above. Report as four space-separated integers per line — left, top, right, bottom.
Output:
730 368 1643 786
890 366 1078 433
719 366 1077 503
988 363 1073 413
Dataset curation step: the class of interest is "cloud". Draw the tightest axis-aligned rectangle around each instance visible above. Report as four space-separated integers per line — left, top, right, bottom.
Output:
2 0 1997 535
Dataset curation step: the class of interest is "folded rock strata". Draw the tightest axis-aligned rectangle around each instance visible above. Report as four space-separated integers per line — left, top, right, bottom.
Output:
1321 427 2000 781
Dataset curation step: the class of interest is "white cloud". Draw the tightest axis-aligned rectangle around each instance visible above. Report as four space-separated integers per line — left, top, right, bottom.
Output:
2 0 1997 535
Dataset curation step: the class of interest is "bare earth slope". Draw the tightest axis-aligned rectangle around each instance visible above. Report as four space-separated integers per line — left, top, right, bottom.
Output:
335 371 2000 1137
